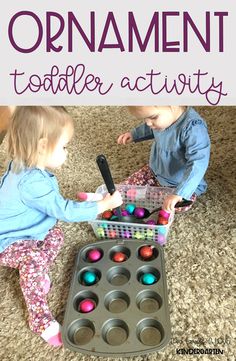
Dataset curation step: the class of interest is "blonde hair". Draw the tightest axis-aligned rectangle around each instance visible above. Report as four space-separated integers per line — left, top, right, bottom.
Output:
7 106 74 172
127 105 187 115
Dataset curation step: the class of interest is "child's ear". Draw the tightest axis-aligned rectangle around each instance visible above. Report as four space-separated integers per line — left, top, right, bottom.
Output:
38 138 48 155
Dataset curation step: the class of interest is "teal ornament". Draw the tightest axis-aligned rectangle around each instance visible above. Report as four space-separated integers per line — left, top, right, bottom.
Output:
101 223 108 229
125 203 136 214
141 273 157 285
110 215 118 221
83 271 97 285
158 227 167 235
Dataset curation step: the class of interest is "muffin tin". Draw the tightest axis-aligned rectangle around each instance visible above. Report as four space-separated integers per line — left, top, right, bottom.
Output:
62 239 171 356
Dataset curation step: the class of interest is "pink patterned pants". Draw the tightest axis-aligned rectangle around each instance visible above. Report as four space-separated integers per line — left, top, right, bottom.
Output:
122 164 196 212
0 226 64 334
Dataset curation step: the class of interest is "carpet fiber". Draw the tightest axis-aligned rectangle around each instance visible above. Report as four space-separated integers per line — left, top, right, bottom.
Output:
0 106 235 361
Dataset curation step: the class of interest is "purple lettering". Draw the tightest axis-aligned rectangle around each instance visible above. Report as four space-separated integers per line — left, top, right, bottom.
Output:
183 12 210 52
9 64 113 96
68 11 95 52
46 12 64 52
8 11 43 53
98 12 124 52
128 12 159 52
162 12 180 52
120 68 227 105
214 12 228 52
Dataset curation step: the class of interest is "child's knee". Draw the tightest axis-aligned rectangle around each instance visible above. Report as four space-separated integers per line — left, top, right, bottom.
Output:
48 226 64 244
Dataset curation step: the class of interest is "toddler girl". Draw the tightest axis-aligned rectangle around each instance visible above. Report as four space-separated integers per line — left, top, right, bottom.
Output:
0 106 122 347
118 106 211 212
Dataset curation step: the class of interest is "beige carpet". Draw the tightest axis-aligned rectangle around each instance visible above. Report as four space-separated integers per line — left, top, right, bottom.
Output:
0 106 235 361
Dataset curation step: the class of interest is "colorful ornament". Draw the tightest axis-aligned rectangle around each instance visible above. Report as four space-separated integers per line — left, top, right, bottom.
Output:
101 222 108 229
102 210 113 220
139 246 153 259
108 230 117 238
146 219 156 225
134 207 146 219
157 216 168 225
125 203 136 214
145 229 154 239
157 234 166 246
141 273 157 285
79 299 96 313
82 271 97 285
134 231 143 239
87 249 102 262
126 188 137 201
122 230 132 238
112 252 127 262
158 209 170 220
97 227 105 237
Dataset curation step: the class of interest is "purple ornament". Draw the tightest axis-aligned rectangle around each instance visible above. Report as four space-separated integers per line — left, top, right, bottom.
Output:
159 209 170 220
134 207 146 219
122 230 132 238
156 234 166 246
146 219 156 225
113 209 128 217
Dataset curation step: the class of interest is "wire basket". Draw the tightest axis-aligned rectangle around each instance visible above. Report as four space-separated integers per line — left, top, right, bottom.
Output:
89 184 175 245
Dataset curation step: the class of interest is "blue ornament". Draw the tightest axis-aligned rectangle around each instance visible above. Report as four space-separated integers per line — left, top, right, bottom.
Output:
110 215 118 221
141 273 157 285
83 271 97 285
125 203 136 214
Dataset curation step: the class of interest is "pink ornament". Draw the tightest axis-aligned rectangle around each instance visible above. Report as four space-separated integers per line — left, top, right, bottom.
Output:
79 299 96 313
156 234 166 246
87 249 102 262
109 230 117 238
126 188 137 201
159 209 170 220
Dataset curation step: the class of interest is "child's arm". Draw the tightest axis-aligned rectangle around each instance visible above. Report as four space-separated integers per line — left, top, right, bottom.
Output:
131 124 154 142
19 172 122 222
117 124 154 145
174 119 211 201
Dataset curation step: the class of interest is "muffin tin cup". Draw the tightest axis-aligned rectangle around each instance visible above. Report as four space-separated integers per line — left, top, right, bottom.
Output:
62 239 171 356
104 290 130 313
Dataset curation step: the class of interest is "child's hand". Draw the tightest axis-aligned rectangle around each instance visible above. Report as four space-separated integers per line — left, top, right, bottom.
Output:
162 194 182 212
117 132 133 145
97 191 123 214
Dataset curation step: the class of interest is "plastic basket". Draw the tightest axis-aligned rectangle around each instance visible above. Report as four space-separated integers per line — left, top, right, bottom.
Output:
89 184 175 245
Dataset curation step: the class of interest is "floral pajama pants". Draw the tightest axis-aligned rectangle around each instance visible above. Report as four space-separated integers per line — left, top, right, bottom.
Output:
122 164 196 212
0 226 64 335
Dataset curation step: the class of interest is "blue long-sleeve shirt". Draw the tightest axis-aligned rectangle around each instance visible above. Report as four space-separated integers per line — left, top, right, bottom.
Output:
131 107 211 200
0 163 98 252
